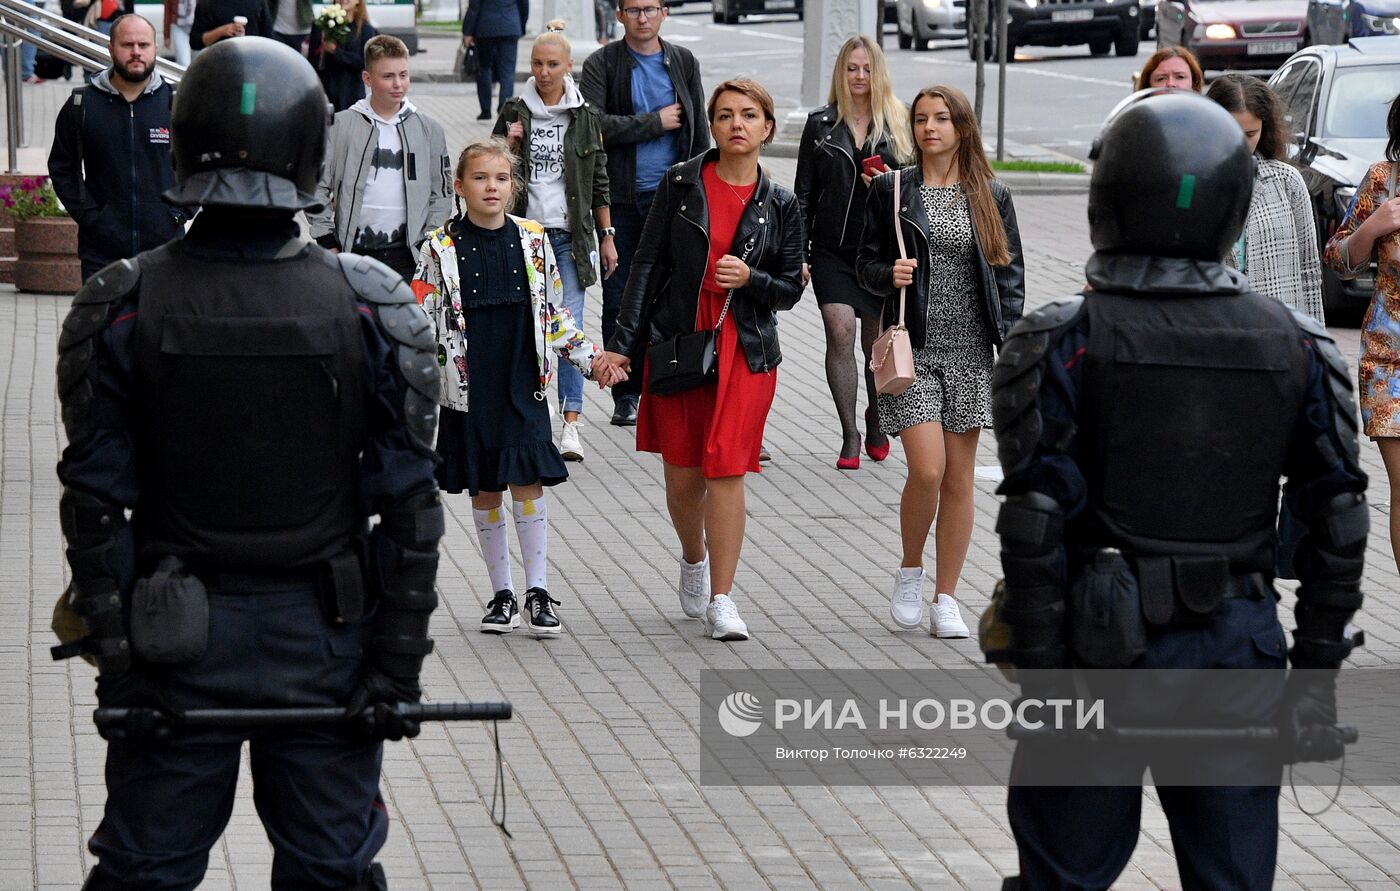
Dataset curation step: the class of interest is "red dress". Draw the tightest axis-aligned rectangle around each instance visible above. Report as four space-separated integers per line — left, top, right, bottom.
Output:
636 163 778 478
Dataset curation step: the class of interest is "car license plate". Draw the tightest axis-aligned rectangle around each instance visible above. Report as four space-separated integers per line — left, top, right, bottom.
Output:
765 0 796 8
1247 39 1296 54
1051 9 1094 22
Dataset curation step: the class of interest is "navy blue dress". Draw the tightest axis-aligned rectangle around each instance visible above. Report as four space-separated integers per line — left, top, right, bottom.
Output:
434 216 568 495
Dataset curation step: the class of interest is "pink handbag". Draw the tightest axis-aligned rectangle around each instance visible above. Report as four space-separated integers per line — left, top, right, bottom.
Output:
870 168 916 396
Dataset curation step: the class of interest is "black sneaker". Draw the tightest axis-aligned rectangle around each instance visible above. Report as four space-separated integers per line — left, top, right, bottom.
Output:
480 590 519 634
523 588 562 637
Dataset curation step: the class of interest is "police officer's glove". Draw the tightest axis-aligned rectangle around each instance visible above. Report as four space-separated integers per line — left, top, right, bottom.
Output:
345 668 422 742
1282 668 1345 763
95 669 164 709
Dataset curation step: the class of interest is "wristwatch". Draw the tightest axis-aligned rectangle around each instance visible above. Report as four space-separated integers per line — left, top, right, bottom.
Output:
598 226 617 239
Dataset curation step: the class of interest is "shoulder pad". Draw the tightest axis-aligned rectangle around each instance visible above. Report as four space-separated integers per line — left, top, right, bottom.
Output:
1005 296 1085 338
57 259 142 441
992 297 1086 475
338 253 439 452
807 106 828 118
1292 307 1360 441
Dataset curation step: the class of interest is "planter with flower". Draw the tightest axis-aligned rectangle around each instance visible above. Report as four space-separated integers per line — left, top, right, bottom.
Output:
314 4 351 66
0 177 81 295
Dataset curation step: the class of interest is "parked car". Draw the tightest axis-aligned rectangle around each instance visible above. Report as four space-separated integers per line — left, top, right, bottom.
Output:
964 0 1141 61
897 0 968 48
1267 37 1400 320
1155 0 1307 70
1307 0 1400 43
712 0 802 22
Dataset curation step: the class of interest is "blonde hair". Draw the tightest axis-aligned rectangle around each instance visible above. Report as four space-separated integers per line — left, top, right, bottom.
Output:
828 36 913 164
534 21 571 57
909 85 1009 266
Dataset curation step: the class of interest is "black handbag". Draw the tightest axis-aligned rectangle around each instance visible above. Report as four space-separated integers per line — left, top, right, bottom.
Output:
646 243 750 396
457 42 479 83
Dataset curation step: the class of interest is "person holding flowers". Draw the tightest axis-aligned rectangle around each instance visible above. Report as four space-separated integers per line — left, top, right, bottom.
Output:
309 0 376 112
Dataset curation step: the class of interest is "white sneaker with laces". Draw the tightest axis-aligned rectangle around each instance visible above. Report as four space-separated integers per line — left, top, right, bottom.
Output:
931 593 969 639
560 420 584 461
678 554 708 618
704 594 749 641
889 567 926 630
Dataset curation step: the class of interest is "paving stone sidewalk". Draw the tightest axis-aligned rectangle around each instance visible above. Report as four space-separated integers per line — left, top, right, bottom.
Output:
3 92 1400 891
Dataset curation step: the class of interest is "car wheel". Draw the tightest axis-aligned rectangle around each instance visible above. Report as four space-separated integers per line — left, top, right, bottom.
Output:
1115 28 1139 55
899 28 913 49
915 33 931 50
1090 36 1112 54
1140 17 1152 39
1322 267 1366 327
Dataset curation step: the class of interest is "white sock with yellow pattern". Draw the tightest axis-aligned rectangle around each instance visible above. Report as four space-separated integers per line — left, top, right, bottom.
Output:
473 506 514 593
512 497 550 592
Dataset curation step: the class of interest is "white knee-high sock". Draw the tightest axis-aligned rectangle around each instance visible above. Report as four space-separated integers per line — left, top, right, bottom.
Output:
473 506 514 594
512 497 549 592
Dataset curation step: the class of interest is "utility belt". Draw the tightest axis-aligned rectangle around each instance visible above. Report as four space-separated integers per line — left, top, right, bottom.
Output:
1068 549 1271 668
194 545 372 626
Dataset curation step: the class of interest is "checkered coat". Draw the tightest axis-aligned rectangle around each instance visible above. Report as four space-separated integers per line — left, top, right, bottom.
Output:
1225 158 1325 323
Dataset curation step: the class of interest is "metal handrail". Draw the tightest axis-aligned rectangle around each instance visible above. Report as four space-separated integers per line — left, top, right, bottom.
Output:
0 0 185 172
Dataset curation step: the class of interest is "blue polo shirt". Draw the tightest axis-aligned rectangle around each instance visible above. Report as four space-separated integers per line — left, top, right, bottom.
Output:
628 45 679 194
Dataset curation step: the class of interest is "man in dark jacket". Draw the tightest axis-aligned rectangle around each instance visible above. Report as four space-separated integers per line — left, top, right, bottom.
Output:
580 0 708 425
461 0 528 119
190 0 272 49
48 14 190 282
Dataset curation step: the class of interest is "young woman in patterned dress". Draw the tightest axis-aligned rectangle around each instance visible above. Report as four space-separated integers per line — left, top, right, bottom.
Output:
857 85 1024 639
1325 92 1400 575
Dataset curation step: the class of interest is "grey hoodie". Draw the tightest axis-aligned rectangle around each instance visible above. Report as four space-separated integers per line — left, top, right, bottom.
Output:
309 99 452 254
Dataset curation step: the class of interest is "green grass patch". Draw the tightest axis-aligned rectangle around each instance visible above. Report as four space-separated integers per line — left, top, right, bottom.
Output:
990 159 1085 174
416 19 463 30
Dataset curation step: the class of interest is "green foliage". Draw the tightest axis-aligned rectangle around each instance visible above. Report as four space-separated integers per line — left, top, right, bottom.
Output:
0 177 71 221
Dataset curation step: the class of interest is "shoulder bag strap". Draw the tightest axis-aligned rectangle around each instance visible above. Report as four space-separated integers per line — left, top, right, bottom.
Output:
712 234 755 330
892 168 907 327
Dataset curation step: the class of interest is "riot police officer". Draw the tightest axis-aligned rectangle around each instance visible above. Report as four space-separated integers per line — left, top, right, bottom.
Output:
54 38 442 890
989 90 1368 889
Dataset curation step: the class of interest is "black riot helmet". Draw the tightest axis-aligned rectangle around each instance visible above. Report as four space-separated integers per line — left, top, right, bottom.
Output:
1087 89 1253 260
164 37 329 212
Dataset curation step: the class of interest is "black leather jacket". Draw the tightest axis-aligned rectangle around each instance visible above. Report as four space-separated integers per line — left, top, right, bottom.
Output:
794 104 904 257
856 167 1025 348
608 149 806 374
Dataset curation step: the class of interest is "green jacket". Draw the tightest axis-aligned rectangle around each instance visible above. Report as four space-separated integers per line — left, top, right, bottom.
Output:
494 94 610 289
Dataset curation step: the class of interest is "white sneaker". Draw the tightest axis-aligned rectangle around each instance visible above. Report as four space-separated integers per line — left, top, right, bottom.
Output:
678 554 708 618
889 567 926 630
560 420 584 462
704 594 749 641
931 593 970 639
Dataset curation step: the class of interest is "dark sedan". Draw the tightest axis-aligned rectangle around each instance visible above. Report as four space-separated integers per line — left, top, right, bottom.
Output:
1156 0 1307 70
1307 0 1400 43
1268 37 1400 320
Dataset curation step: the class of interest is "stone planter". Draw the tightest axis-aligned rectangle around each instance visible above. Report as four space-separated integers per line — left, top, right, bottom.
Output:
15 216 81 295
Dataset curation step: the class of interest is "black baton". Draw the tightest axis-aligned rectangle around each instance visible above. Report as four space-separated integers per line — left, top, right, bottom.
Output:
1007 724 1358 744
94 701 512 737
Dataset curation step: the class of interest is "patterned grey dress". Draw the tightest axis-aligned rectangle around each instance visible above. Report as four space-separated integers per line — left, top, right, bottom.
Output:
879 184 994 435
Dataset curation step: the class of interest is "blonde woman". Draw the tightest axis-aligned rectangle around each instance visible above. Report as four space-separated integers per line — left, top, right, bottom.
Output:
856 85 1024 637
493 24 616 461
795 35 914 469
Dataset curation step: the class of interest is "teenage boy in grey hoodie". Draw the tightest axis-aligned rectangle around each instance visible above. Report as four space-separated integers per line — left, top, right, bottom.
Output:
310 34 452 280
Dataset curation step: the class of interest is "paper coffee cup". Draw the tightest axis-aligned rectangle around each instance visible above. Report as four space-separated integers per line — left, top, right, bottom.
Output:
232 15 247 24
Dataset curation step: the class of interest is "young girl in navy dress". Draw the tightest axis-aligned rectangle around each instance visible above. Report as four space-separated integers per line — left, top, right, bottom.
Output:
413 139 624 637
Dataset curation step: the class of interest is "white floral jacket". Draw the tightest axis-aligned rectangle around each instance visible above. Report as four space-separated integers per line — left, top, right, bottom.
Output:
412 215 600 412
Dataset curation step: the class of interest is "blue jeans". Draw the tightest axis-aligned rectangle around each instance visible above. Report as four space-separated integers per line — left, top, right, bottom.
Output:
600 190 655 405
550 229 586 415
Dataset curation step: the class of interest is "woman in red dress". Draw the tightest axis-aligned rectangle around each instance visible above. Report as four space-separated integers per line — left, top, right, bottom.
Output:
601 79 806 642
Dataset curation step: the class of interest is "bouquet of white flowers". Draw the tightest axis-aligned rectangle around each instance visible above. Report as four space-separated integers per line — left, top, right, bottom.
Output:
314 3 350 44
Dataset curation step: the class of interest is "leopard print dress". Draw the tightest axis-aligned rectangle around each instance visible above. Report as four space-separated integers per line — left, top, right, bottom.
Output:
878 184 994 436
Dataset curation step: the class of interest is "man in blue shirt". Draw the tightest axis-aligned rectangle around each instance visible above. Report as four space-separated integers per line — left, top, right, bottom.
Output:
581 0 708 425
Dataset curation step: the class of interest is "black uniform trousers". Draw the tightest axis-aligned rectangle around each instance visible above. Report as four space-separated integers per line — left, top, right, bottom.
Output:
1008 596 1287 891
87 585 387 891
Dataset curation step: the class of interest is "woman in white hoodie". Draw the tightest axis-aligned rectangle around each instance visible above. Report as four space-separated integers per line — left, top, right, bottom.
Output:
493 26 617 462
